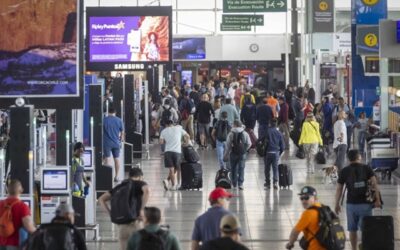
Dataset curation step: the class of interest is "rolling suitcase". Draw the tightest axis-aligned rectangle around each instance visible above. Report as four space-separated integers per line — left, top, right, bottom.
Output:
182 146 200 163
215 169 232 189
362 215 394 250
278 164 293 188
245 128 257 149
181 162 203 190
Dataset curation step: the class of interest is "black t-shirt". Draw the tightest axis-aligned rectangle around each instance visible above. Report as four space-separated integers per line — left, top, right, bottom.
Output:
338 163 375 204
196 101 214 124
200 237 249 250
110 180 147 213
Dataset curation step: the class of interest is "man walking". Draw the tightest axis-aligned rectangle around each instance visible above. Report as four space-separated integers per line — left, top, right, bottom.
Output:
160 120 190 191
0 180 36 250
195 93 214 149
278 96 290 150
191 188 234 250
103 107 125 182
333 111 348 170
127 207 181 250
219 98 239 126
212 112 231 169
263 119 285 190
98 167 150 250
256 98 274 139
224 120 251 190
335 150 381 250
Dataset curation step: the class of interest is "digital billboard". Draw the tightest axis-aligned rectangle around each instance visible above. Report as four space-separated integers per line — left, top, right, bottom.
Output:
397 20 400 43
173 38 206 60
0 0 80 98
86 7 172 71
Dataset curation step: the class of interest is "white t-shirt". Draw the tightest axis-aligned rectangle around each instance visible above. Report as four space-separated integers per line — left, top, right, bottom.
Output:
160 125 188 153
333 119 347 149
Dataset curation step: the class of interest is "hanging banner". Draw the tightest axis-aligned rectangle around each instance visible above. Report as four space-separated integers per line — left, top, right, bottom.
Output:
312 0 334 32
356 25 379 56
352 0 388 25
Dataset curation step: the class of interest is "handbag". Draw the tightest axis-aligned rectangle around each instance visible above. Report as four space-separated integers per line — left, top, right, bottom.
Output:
315 147 326 164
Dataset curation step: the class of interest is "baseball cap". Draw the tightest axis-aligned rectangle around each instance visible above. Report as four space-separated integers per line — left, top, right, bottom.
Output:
56 203 74 216
220 214 241 233
298 186 317 196
209 187 234 201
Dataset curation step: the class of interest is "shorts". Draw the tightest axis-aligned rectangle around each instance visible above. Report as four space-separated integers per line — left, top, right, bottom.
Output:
164 152 181 169
346 203 373 231
103 146 120 158
118 220 142 248
197 123 210 136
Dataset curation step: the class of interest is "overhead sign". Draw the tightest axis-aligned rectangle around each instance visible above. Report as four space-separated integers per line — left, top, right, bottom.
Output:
356 25 379 55
312 0 334 32
222 15 264 26
220 24 251 31
333 33 352 52
223 0 287 13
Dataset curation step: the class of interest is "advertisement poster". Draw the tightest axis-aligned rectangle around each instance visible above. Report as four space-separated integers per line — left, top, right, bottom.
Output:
0 0 79 97
312 0 334 32
173 38 206 60
89 16 170 62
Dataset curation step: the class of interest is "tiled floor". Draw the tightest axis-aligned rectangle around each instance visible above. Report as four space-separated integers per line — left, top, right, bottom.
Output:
87 144 400 250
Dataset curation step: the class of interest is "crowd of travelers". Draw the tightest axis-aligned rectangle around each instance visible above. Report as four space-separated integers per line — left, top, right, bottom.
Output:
0 75 385 250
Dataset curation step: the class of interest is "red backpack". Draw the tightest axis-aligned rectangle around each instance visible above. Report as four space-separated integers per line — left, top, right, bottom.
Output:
0 200 19 237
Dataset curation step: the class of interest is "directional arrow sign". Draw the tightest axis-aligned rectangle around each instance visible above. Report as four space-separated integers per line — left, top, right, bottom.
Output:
220 23 252 31
222 15 264 26
223 0 287 13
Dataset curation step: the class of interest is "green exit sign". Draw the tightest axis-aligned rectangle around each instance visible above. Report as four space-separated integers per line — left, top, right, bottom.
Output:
223 0 287 13
222 15 264 26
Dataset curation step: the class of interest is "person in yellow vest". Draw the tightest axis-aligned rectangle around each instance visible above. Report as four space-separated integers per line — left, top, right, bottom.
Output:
71 142 91 197
299 113 323 174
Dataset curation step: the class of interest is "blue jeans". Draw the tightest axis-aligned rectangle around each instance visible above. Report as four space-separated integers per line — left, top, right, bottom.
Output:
216 140 226 168
264 152 279 186
230 153 246 187
346 203 373 231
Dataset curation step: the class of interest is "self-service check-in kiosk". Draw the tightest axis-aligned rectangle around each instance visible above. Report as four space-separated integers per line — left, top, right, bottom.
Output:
40 167 70 224
72 147 99 240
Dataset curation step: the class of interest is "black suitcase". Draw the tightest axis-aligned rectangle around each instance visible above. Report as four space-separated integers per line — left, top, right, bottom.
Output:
182 146 200 163
215 169 232 189
362 215 394 250
133 132 142 159
181 162 203 190
278 164 293 188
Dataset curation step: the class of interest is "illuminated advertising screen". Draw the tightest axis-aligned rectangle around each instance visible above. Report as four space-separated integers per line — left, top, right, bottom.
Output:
0 0 80 98
173 38 206 60
86 7 172 71
397 20 400 43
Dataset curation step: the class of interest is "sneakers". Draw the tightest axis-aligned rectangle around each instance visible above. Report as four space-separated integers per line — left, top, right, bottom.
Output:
162 179 169 191
273 183 278 190
238 186 244 191
113 177 120 183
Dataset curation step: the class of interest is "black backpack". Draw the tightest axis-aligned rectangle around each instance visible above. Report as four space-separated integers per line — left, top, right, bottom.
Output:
160 106 172 126
256 136 269 157
303 205 346 250
215 169 232 189
216 120 230 142
110 180 138 224
25 223 77 250
138 229 168 250
231 132 246 155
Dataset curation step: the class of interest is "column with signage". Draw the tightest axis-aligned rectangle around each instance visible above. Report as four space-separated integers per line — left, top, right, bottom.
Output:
351 0 387 120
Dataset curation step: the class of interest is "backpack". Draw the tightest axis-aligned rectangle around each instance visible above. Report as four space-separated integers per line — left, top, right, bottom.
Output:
160 106 172 127
304 205 346 250
25 223 77 250
231 132 246 155
110 180 138 224
244 94 252 105
256 136 269 157
241 104 256 123
215 169 232 189
138 229 168 250
0 200 19 237
216 120 230 142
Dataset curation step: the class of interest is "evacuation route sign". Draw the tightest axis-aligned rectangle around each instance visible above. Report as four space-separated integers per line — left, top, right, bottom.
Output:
223 0 287 13
222 15 264 26
220 23 252 31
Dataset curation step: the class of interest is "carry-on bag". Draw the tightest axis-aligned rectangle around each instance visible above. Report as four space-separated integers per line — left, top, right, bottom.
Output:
180 162 203 190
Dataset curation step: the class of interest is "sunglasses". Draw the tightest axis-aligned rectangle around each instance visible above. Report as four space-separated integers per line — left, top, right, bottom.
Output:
300 196 310 201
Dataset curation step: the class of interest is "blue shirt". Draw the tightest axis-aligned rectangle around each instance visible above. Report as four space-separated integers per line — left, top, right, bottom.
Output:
192 206 231 244
256 104 274 126
266 127 285 154
103 115 124 148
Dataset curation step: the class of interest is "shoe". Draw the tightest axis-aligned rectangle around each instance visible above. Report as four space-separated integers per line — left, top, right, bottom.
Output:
169 186 177 191
265 185 271 190
113 177 120 183
273 183 278 190
162 179 169 191
239 186 244 190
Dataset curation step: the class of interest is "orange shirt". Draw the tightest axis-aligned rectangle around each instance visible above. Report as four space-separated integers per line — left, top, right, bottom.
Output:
267 97 278 117
294 202 326 250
